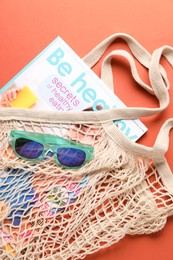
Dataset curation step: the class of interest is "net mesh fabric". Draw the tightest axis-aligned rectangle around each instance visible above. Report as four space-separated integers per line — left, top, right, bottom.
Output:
0 119 172 260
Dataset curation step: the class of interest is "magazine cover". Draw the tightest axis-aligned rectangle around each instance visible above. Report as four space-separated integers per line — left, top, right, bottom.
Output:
0 37 147 141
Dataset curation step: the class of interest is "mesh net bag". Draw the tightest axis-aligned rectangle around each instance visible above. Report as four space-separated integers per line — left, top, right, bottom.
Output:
0 118 150 259
0 34 173 260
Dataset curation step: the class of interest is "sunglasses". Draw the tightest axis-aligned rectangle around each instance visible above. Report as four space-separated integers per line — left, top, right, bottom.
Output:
9 130 94 169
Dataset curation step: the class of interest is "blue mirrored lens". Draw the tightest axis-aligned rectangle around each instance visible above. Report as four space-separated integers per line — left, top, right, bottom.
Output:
15 138 44 159
57 148 86 167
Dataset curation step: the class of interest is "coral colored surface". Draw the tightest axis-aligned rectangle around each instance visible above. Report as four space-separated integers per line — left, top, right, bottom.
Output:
0 1 173 260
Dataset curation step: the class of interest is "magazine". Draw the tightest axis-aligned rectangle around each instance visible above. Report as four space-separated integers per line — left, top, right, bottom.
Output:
0 37 147 141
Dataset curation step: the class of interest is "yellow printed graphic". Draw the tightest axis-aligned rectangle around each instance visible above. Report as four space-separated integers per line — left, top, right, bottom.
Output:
10 86 38 108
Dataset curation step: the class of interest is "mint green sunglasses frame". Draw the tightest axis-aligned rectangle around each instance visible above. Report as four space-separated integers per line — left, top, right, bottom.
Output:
9 130 94 169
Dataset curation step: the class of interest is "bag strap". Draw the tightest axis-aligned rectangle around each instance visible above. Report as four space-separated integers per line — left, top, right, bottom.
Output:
150 45 173 196
100 50 159 94
0 34 171 122
82 33 170 118
83 32 168 87
100 49 169 116
153 118 173 196
153 118 173 160
99 47 172 157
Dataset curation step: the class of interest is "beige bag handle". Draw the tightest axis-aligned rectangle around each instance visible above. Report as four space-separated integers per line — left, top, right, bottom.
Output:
83 33 164 69
101 50 157 94
154 118 173 159
83 32 169 90
151 45 173 160
100 49 169 116
82 33 170 118
98 45 173 161
0 34 171 122
149 46 173 195
153 118 173 196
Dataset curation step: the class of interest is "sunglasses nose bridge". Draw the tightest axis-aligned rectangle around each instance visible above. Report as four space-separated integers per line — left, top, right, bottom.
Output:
45 143 58 153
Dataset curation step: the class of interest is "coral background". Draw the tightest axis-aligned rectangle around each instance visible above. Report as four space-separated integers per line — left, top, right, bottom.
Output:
0 1 173 259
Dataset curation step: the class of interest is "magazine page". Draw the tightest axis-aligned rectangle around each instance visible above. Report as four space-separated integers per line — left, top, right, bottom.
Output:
0 37 147 141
